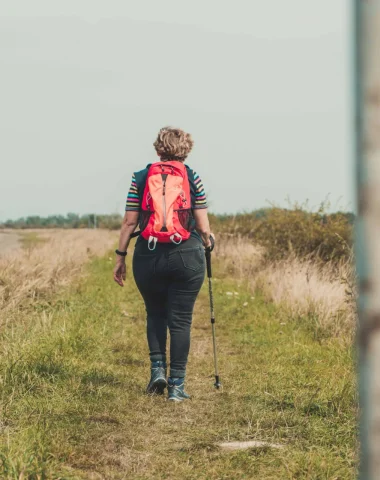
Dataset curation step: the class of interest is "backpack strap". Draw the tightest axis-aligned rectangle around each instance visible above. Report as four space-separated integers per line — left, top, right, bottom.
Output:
185 165 197 210
130 165 151 238
134 164 151 204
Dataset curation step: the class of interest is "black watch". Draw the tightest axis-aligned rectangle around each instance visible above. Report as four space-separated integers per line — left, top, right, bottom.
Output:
115 249 127 257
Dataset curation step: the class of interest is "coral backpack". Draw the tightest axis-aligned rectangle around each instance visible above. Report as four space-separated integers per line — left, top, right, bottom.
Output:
139 161 193 249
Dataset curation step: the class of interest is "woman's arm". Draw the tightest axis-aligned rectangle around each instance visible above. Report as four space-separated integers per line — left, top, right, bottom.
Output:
193 208 212 247
113 211 139 286
117 211 139 252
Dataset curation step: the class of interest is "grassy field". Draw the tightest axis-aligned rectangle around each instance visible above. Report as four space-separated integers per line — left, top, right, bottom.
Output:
0 236 357 479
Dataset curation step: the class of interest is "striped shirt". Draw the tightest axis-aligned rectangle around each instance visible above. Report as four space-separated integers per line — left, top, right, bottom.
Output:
125 176 140 210
125 169 208 211
193 172 208 208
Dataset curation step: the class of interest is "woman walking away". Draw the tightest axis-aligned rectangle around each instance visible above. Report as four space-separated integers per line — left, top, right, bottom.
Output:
113 127 213 402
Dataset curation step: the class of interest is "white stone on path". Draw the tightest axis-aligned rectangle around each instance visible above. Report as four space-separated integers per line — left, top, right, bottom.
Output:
219 441 284 451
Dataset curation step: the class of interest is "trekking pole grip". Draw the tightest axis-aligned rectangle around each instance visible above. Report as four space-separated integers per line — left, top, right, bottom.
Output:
205 248 212 278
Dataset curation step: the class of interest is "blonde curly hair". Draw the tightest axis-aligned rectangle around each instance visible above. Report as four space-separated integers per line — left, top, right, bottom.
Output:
153 127 194 162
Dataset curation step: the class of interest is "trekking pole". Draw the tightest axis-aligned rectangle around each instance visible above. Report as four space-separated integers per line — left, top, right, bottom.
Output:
205 241 221 390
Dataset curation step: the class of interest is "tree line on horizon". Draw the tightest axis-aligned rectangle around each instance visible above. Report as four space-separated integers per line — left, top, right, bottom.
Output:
0 213 122 230
1 208 355 230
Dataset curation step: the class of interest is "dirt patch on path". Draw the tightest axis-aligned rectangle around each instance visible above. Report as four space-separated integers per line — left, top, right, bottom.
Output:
0 231 21 256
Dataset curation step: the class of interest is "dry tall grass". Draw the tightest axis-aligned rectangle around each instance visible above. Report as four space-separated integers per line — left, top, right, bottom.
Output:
253 257 356 339
0 228 356 340
0 229 116 326
215 234 264 277
215 234 356 340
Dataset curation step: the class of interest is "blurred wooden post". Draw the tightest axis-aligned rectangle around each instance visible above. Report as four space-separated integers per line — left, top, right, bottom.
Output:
355 1 380 478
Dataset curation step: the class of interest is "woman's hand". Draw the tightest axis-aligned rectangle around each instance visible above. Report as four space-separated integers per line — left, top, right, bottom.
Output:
113 257 127 287
193 208 213 249
205 233 215 249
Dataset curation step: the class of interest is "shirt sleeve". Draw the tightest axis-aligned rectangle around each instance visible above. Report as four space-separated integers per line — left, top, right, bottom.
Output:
192 171 208 209
125 174 141 211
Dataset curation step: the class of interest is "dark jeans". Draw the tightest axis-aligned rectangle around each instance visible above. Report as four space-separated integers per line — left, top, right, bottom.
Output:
133 236 205 378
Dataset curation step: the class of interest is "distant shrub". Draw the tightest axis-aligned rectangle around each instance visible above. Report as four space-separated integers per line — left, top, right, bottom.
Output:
210 206 353 264
96 215 122 230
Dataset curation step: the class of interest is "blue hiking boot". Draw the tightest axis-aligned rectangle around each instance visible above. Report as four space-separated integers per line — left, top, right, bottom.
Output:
167 377 191 402
146 361 167 395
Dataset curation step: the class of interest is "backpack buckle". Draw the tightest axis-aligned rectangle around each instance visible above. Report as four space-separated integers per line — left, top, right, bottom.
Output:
146 192 152 209
180 190 187 206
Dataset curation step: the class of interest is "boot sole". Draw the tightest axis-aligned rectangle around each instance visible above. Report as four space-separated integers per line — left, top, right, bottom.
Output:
146 378 167 395
167 395 190 402
167 397 183 402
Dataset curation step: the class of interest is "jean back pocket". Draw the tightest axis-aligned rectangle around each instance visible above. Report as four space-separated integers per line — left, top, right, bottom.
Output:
179 247 204 272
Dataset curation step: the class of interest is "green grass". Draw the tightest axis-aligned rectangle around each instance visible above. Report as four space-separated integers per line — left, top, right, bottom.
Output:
0 252 357 479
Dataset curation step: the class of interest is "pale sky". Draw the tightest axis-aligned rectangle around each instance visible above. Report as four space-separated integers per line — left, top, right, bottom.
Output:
0 0 353 220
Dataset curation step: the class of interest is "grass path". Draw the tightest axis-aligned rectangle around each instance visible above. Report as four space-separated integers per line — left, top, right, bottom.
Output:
0 252 357 479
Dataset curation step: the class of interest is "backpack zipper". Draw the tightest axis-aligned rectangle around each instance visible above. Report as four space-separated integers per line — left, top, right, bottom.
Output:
162 177 167 230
